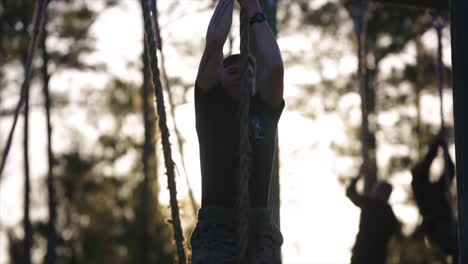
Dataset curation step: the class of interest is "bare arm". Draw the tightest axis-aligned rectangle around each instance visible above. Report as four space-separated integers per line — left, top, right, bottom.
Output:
238 0 284 107
196 0 234 92
441 141 456 185
346 177 365 208
412 135 441 179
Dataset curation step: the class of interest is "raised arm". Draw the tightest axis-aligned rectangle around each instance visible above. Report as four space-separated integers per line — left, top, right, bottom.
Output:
196 0 234 92
412 134 442 179
346 176 365 208
441 140 456 185
238 0 284 107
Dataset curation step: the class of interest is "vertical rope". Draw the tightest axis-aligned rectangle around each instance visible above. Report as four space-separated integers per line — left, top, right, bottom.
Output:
237 8 252 264
0 0 49 179
432 13 453 193
151 0 198 215
141 0 186 263
433 13 446 131
351 0 370 187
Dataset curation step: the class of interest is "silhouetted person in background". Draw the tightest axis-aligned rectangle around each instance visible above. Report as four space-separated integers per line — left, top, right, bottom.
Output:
411 132 458 260
346 170 400 264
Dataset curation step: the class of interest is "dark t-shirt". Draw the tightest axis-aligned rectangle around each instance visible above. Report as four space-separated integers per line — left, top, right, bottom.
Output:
411 165 458 257
411 165 455 220
347 186 400 264
195 82 284 207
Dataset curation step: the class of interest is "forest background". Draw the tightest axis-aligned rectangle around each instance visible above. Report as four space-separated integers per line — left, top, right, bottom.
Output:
0 0 455 263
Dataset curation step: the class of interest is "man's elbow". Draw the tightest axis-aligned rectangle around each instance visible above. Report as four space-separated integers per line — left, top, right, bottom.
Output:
205 37 224 50
267 60 284 75
266 61 284 89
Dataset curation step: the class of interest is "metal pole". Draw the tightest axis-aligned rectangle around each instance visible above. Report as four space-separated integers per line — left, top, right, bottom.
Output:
450 0 468 262
370 0 448 10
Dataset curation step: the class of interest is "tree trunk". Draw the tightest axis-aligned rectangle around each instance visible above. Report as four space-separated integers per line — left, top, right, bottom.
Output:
415 38 424 160
23 52 32 264
41 14 58 264
139 36 159 264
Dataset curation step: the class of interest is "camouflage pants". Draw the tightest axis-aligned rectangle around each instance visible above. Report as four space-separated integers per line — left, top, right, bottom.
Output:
189 207 283 264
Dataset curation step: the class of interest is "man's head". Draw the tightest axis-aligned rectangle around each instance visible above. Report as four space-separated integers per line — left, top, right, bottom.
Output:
370 181 393 202
222 54 256 99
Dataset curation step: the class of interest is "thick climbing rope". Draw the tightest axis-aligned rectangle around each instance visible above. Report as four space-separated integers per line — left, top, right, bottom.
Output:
351 0 370 183
432 13 454 190
237 8 253 264
433 13 446 131
150 0 198 215
0 0 49 179
141 0 186 263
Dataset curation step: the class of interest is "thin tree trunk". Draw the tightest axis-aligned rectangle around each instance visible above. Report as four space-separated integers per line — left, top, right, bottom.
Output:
23 52 32 264
0 0 48 179
139 36 157 264
140 9 161 259
41 14 57 264
415 38 424 160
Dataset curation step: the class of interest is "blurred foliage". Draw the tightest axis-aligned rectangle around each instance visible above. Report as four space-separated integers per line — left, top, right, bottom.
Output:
279 0 453 173
388 226 451 264
278 0 455 262
7 76 177 262
2 0 177 263
0 0 105 74
8 148 175 263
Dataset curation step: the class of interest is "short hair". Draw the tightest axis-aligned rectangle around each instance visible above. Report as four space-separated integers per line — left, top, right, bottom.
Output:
373 181 393 200
223 54 256 70
378 181 393 192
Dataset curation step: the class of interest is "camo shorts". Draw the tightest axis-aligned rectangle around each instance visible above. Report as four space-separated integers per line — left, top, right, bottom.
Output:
189 207 283 264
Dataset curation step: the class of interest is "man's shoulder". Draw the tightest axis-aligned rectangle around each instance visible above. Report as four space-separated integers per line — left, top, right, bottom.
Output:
194 81 227 105
195 80 222 94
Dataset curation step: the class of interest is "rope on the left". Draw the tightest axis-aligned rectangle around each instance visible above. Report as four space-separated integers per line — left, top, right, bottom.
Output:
237 8 253 264
350 0 371 190
0 0 49 179
151 0 198 215
141 0 186 263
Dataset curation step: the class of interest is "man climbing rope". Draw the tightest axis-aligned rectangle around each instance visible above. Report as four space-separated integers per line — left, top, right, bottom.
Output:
346 168 400 264
190 0 284 263
411 132 458 260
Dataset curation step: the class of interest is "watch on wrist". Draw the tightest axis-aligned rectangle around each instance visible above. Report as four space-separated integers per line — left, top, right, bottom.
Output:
249 12 266 26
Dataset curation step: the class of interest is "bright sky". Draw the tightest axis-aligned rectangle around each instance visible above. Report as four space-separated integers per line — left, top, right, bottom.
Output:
0 0 454 263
